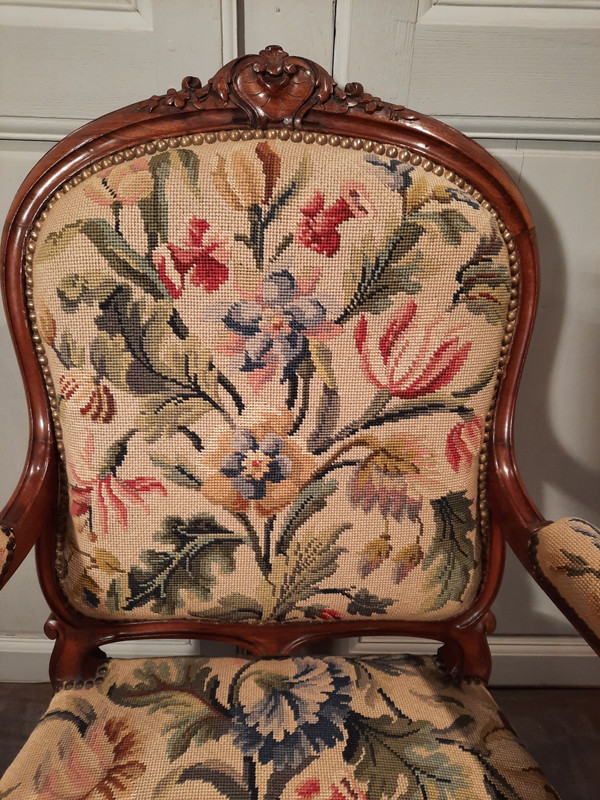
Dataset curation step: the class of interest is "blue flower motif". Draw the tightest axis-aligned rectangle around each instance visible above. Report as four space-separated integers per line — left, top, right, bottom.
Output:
220 429 292 500
230 657 352 769
442 186 480 210
221 269 340 388
366 157 414 193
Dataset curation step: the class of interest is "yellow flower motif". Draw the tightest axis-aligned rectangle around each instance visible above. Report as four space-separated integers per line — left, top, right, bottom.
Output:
84 159 153 206
37 298 57 345
358 533 392 578
201 408 314 517
391 543 424 583
213 142 281 209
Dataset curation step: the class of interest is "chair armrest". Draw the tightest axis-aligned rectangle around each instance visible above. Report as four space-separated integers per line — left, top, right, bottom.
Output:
528 518 600 654
0 437 58 590
488 440 599 654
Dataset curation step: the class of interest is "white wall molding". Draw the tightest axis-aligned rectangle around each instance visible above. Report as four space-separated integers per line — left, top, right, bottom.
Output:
2 114 599 145
438 115 600 142
220 0 238 64
0 636 201 682
0 634 597 685
435 0 600 9
0 0 153 30
0 0 138 9
332 0 353 86
0 116 89 142
347 635 600 686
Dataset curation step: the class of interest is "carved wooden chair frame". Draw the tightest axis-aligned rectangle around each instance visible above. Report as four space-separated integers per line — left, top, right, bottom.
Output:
1 46 555 688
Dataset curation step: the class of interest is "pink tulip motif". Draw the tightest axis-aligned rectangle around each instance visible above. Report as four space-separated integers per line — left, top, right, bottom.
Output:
69 433 166 539
353 300 472 399
446 417 484 472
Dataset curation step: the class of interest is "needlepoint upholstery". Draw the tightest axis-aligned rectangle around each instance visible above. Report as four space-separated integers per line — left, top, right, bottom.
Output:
0 654 559 799
0 527 14 576
530 517 600 644
31 136 513 624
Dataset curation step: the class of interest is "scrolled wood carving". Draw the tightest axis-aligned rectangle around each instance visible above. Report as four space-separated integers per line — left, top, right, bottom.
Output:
139 45 418 127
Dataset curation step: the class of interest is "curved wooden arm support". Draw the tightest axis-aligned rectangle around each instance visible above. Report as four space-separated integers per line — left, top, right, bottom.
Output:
0 437 57 589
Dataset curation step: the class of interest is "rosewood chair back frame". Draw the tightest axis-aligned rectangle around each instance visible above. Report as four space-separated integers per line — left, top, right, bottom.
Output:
0 47 547 687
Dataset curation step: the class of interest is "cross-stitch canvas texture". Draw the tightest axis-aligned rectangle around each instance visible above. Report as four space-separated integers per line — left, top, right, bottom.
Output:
30 137 512 622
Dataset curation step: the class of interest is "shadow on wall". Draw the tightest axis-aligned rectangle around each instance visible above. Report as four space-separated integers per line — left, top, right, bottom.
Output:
515 167 599 519
493 154 600 635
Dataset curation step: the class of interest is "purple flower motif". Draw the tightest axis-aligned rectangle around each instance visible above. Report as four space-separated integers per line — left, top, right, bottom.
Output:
441 186 480 210
219 269 341 392
220 429 292 501
366 157 414 193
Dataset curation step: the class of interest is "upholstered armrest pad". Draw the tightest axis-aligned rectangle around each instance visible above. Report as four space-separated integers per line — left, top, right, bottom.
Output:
0 526 15 579
530 517 600 647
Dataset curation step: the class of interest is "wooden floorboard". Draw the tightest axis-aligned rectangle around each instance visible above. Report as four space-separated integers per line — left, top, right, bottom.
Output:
0 683 598 798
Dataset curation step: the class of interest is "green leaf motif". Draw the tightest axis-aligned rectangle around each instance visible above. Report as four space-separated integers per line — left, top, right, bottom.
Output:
346 589 394 617
175 148 200 189
138 151 171 254
57 271 118 314
422 491 476 612
306 384 341 454
80 218 168 299
451 233 510 324
259 524 349 622
191 593 263 622
452 361 496 400
125 515 246 614
36 222 83 262
308 341 337 389
175 761 252 799
557 550 600 579
150 455 203 490
275 478 339 556
137 395 215 442
338 221 425 322
413 208 476 246
108 659 230 761
56 331 85 369
344 711 468 800
98 429 136 479
90 331 132 388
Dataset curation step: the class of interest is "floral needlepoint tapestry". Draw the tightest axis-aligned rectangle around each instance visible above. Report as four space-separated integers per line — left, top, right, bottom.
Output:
31 136 511 623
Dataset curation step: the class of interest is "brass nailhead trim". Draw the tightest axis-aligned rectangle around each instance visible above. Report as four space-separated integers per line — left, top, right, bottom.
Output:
24 127 520 561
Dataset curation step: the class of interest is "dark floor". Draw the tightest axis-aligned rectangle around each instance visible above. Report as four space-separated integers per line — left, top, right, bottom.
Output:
0 683 598 798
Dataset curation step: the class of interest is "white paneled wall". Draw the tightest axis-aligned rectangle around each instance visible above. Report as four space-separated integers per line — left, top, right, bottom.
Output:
0 0 598 684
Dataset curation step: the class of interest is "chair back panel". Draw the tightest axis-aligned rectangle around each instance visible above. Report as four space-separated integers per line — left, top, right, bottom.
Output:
30 133 512 625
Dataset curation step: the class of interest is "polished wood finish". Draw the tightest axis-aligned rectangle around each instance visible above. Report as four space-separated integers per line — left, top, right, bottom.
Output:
2 45 575 686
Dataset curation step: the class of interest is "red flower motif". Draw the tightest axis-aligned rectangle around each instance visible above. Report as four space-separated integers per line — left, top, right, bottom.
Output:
296 779 321 798
59 370 116 424
297 182 371 257
153 218 229 298
318 608 344 622
446 417 484 472
354 300 471 399
295 777 367 800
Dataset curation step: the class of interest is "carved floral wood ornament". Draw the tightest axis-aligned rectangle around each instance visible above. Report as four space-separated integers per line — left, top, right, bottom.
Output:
5 45 597 698
139 45 414 127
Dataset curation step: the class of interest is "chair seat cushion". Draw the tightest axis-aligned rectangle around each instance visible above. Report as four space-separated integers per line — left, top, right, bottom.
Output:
0 654 559 799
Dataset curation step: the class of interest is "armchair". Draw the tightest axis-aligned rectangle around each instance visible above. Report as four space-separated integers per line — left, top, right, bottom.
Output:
0 46 597 799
